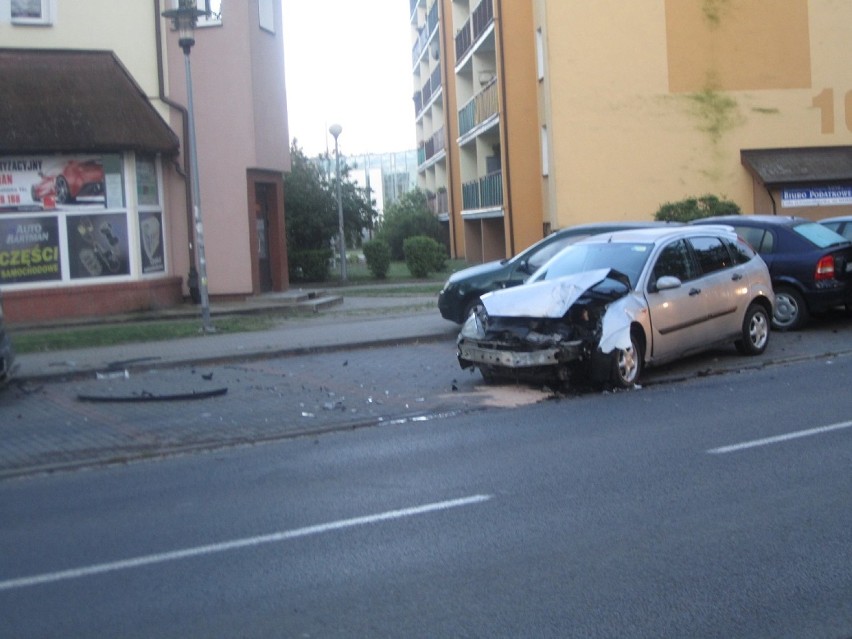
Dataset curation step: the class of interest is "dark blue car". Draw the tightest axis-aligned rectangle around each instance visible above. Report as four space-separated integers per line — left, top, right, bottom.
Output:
693 215 852 330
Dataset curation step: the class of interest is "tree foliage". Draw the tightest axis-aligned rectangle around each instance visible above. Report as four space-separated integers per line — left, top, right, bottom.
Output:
376 189 445 260
283 142 378 280
654 194 741 222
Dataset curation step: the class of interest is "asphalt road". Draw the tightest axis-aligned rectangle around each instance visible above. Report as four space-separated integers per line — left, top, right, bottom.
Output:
1 350 850 637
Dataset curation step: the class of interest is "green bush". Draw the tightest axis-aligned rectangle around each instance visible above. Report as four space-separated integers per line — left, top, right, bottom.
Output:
377 189 445 260
403 236 446 278
288 249 332 282
362 238 391 279
654 194 741 222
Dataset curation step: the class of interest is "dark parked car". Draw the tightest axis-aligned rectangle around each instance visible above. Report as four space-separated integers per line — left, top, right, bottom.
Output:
819 215 852 241
693 215 852 330
457 226 773 388
0 292 15 387
438 222 672 323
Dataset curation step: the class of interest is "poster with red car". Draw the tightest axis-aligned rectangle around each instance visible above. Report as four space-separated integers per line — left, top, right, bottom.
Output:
0 155 106 212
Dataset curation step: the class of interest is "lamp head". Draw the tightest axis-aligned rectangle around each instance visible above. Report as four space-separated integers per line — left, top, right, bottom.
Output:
162 3 207 54
329 124 343 140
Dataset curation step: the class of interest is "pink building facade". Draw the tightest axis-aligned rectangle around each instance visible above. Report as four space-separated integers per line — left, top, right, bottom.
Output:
0 0 291 323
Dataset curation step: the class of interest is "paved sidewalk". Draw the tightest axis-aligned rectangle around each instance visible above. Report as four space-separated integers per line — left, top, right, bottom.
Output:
10 291 454 382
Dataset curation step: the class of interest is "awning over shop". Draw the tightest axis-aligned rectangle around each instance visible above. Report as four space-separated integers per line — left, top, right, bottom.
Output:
0 49 179 155
741 147 852 187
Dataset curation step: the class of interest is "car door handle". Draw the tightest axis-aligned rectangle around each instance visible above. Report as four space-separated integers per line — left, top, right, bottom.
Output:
689 288 701 296
731 273 743 281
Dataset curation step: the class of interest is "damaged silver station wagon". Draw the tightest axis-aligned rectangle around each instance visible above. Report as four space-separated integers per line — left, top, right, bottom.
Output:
457 226 775 388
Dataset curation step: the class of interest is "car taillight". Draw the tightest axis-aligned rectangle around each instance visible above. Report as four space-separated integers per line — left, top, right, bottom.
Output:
815 255 835 281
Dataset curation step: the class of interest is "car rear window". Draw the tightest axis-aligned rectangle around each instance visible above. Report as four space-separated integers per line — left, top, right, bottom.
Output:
794 222 849 248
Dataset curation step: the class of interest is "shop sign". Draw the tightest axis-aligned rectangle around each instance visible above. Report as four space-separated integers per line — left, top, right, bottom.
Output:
782 186 852 208
0 216 61 284
0 155 107 213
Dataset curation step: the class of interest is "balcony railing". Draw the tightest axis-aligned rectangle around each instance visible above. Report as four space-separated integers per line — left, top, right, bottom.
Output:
409 0 418 18
412 25 429 66
413 68 442 119
472 0 493 40
423 127 445 163
462 171 503 210
427 1 438 36
425 189 450 216
458 79 498 136
455 16 472 62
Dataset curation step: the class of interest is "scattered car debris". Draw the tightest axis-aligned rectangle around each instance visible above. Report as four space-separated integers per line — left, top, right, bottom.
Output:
77 388 227 402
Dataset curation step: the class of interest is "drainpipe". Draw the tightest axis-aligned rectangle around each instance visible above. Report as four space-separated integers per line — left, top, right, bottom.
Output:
767 186 777 214
495 0 515 256
439 0 460 259
154 0 200 303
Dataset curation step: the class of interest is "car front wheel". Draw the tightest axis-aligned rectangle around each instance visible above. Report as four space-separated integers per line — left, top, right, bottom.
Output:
610 335 642 389
772 285 808 331
735 302 770 355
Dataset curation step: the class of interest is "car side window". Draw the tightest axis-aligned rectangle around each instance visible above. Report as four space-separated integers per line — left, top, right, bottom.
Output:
735 226 773 253
689 236 732 275
726 237 757 265
651 240 696 284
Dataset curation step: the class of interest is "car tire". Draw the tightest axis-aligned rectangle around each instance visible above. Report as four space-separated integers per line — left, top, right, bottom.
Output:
772 285 808 331
735 302 770 355
610 334 642 389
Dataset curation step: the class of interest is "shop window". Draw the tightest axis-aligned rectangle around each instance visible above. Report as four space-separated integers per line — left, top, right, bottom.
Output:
11 0 52 25
136 155 166 275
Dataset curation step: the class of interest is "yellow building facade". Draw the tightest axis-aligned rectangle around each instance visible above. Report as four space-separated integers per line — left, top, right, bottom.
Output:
414 0 852 264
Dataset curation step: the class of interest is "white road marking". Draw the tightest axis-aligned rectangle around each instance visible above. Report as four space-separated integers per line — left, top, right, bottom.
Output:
707 420 852 454
0 494 492 592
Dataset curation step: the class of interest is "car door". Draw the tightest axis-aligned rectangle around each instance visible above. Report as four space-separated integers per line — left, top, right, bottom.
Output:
644 239 710 361
685 235 743 340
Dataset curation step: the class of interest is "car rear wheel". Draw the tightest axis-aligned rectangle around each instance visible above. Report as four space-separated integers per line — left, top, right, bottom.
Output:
772 286 808 331
54 176 71 203
735 302 770 355
610 335 642 389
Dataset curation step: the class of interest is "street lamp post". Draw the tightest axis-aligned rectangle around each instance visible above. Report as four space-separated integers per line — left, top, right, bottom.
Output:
162 1 214 333
329 124 347 281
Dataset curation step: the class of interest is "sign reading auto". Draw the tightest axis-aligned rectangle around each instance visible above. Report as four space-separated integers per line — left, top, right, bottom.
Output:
0 217 61 284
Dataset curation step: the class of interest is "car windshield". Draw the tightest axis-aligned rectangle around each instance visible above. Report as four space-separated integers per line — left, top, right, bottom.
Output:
530 242 654 288
794 222 849 248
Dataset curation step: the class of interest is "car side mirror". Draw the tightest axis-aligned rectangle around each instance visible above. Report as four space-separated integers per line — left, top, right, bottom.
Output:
654 275 682 291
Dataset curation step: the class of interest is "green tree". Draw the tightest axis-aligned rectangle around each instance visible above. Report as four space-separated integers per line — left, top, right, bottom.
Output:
654 194 741 222
283 142 378 281
377 188 444 260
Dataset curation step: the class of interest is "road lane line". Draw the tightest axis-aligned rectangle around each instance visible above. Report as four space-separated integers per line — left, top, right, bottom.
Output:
0 494 492 592
707 420 852 454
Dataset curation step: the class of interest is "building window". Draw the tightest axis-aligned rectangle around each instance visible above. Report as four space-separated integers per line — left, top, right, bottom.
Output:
540 126 549 177
11 0 51 24
196 0 222 27
258 0 274 33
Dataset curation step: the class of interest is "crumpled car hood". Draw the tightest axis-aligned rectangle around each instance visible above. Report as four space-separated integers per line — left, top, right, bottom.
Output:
480 268 612 318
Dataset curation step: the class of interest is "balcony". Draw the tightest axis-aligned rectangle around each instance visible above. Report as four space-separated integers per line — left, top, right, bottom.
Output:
412 25 429 66
427 2 438 36
462 171 503 210
457 78 498 137
409 0 418 18
413 68 442 119
423 127 445 163
426 188 450 216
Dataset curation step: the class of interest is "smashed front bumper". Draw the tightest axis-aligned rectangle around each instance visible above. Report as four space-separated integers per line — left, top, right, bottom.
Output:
458 337 584 369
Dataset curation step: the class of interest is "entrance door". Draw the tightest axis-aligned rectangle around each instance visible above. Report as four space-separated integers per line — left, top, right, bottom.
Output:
255 183 273 292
